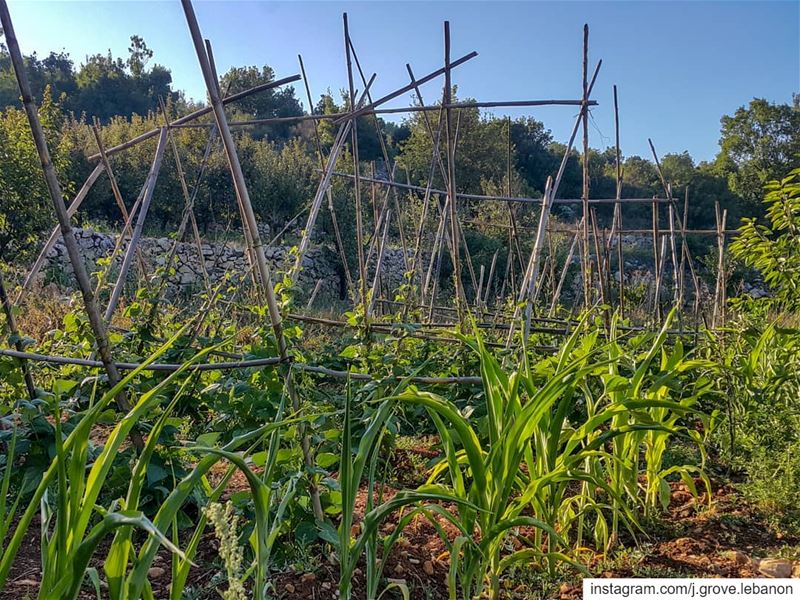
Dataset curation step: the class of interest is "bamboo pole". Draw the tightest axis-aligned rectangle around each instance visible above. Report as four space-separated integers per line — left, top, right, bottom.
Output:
549 222 581 317
172 98 599 130
306 279 323 310
476 264 485 311
581 24 591 309
648 138 702 318
91 120 130 223
343 14 369 327
17 164 105 301
203 41 260 292
91 120 149 282
668 203 679 305
103 128 168 322
0 271 36 399
0 0 140 446
590 207 608 309
289 120 353 284
443 21 466 322
298 54 354 295
652 198 662 322
348 40 409 272
505 118 526 289
368 209 391 315
174 98 599 132
327 172 669 206
181 0 323 521
405 63 448 305
483 249 499 307
713 202 728 328
333 49 479 125
147 123 219 326
508 177 554 346
613 85 625 318
678 188 689 309
157 97 212 297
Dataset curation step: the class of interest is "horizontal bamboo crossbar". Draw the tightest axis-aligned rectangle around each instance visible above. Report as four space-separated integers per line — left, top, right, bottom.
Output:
169 98 600 129
0 347 482 385
86 74 301 160
328 172 674 205
0 348 284 371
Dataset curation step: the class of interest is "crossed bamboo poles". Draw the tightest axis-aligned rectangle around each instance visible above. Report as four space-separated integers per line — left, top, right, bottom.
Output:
0 0 728 521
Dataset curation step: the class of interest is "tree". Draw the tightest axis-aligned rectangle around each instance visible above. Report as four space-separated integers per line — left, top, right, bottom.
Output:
0 87 74 259
220 65 302 141
731 168 800 310
510 117 555 194
714 97 800 214
127 35 153 78
397 97 508 193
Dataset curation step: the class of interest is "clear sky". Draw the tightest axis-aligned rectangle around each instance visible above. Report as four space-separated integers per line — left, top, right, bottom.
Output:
5 0 799 162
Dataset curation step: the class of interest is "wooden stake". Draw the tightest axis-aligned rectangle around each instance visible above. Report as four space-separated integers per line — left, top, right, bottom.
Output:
104 128 168 322
181 0 322 521
613 85 625 318
581 24 591 309
549 221 581 317
0 270 36 399
298 54 354 295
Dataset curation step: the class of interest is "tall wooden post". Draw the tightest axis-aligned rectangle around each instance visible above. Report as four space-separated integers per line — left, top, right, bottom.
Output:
181 0 322 521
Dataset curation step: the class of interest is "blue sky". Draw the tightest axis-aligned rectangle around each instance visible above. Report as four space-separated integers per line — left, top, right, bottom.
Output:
5 1 799 162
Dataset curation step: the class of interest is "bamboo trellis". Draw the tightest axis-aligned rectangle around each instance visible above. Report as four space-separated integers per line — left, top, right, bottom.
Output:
0 0 737 401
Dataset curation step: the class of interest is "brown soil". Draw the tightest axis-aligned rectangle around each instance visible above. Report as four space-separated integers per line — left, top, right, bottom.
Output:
3 459 797 600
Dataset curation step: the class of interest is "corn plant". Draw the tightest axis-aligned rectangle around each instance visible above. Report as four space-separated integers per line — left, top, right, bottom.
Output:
385 324 599 600
0 326 210 599
382 310 715 598
337 378 474 600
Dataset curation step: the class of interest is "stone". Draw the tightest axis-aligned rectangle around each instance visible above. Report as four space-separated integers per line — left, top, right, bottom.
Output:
723 550 750 566
284 583 296 593
301 573 316 583
147 567 166 579
423 560 435 576
758 558 793 578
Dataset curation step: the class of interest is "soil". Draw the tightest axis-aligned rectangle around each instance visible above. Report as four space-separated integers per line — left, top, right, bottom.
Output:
2 441 798 600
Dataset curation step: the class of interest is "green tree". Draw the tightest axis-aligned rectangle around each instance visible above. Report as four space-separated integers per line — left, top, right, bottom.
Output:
731 168 800 310
220 65 302 141
714 97 800 214
0 87 74 259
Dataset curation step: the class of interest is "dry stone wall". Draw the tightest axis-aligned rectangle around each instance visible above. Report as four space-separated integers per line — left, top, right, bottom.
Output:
43 228 372 302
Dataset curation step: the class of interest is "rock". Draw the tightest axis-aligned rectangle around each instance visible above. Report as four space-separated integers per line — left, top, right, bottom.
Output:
758 558 793 578
394 563 405 575
321 582 331 590
284 583 296 593
724 550 750 566
147 566 166 579
301 573 316 583
423 560 435 576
